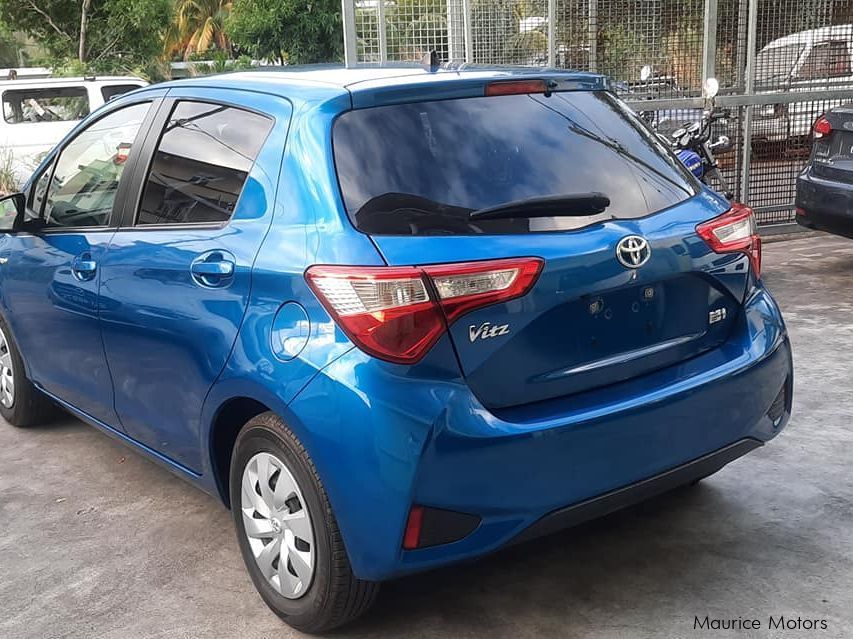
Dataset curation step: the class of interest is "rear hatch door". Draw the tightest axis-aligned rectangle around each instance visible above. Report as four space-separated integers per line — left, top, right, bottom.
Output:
333 84 747 409
813 107 853 181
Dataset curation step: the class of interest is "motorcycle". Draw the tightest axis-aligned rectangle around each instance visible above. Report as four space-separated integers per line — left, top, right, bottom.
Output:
637 67 735 199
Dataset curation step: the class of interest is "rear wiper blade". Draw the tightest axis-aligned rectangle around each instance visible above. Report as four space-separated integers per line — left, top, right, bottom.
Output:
468 193 610 221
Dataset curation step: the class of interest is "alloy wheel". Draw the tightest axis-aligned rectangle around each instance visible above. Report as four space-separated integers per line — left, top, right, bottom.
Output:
0 325 15 409
241 452 315 599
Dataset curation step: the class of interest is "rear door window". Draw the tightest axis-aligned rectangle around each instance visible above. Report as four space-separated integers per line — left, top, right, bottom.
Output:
2 86 89 124
135 101 273 226
333 91 697 236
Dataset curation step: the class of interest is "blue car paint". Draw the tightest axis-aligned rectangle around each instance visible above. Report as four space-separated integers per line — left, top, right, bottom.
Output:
0 230 119 424
97 88 293 472
0 67 792 583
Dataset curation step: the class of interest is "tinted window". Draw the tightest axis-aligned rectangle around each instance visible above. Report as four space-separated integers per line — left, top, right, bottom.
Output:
101 84 143 101
136 101 272 226
2 86 89 124
333 91 697 236
43 102 148 228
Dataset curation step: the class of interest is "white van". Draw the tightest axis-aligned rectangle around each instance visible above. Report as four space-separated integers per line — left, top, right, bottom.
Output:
0 76 146 188
753 25 853 142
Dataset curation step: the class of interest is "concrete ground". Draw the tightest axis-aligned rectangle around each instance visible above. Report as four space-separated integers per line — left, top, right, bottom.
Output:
1 233 852 639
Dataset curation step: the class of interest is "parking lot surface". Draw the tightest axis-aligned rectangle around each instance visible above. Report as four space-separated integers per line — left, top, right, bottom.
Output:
1 233 852 639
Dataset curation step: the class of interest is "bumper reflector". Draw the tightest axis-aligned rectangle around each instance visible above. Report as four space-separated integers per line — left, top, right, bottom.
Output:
402 505 481 550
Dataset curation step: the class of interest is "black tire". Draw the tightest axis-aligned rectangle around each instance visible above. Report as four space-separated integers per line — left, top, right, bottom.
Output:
0 314 56 427
230 412 379 633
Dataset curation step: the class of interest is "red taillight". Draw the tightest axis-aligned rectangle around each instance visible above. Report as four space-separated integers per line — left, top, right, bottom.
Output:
696 203 762 278
402 506 424 550
485 79 548 97
421 258 544 323
305 257 543 364
813 115 833 139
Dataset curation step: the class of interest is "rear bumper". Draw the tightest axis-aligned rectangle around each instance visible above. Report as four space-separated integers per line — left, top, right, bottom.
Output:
288 284 791 581
512 438 761 545
796 167 853 239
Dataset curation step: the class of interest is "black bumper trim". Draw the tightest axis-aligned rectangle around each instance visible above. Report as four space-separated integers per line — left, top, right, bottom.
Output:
512 438 762 545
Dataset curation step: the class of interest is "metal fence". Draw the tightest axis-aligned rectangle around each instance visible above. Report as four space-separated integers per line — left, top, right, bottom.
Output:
342 0 853 227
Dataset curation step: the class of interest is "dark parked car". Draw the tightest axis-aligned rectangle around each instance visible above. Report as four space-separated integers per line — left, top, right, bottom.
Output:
796 106 853 237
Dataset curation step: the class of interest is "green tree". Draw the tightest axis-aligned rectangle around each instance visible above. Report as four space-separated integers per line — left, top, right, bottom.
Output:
0 0 171 70
0 20 23 67
226 0 341 65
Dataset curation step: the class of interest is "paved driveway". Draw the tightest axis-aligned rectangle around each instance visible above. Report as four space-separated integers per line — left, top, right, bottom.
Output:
1 233 852 639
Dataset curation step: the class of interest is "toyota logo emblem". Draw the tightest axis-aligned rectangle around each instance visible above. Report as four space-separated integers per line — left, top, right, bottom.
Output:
616 235 651 269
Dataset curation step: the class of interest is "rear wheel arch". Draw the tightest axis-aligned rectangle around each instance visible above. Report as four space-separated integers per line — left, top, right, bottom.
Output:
209 396 273 507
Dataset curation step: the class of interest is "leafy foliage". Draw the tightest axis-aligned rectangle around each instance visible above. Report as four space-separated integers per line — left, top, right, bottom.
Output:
0 19 24 67
0 0 171 70
226 0 342 65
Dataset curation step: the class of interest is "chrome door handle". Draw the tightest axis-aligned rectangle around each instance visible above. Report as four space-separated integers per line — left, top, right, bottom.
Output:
190 251 236 288
191 261 234 277
71 253 97 281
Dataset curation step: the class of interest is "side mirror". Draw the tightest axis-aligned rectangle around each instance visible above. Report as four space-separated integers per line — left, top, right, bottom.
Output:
640 65 653 82
702 77 720 100
0 193 25 232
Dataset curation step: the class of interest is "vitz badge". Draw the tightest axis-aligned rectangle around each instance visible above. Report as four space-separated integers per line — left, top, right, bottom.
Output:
469 322 510 343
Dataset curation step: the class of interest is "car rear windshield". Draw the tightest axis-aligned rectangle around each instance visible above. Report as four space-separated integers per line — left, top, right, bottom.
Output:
333 90 698 236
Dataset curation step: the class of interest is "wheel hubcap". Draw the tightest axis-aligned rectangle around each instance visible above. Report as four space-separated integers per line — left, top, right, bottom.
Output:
241 452 315 599
0 326 15 409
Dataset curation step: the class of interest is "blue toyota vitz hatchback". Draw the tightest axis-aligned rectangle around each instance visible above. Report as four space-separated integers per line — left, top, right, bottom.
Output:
0 67 792 632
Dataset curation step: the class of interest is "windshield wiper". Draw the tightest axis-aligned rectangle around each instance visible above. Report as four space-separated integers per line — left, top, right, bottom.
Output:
469 193 610 221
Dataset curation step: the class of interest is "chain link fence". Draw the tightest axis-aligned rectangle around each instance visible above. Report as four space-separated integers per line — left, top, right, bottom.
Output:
343 0 853 228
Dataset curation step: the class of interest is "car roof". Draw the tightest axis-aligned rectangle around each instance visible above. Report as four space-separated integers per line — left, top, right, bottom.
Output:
158 64 608 108
762 24 853 50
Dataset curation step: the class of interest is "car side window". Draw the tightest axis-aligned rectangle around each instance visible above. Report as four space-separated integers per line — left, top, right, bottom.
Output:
799 41 851 80
136 101 273 226
2 86 89 124
42 102 149 229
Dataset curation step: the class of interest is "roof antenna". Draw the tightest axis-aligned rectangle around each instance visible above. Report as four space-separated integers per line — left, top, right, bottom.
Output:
421 50 440 73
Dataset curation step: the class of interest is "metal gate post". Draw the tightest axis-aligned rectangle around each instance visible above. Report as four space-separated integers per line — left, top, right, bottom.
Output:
463 0 474 63
548 0 557 67
702 0 718 82
589 0 598 72
734 0 749 92
447 0 466 62
739 0 759 203
377 0 388 63
341 0 357 66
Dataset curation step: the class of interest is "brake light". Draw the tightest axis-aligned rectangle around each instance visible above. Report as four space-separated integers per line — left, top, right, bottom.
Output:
813 115 833 139
485 79 548 97
696 203 762 278
305 257 543 364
